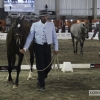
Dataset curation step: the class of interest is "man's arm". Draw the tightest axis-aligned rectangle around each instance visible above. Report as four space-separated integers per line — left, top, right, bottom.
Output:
91 25 99 39
52 22 58 54
20 23 35 54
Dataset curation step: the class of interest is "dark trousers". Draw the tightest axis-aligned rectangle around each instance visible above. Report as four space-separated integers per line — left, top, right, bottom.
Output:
34 43 51 87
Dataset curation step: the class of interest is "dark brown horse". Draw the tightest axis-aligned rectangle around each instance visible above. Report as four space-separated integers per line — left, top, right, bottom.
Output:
6 16 34 88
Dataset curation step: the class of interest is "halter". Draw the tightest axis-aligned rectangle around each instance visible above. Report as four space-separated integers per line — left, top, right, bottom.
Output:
13 28 24 49
14 33 23 37
12 20 23 37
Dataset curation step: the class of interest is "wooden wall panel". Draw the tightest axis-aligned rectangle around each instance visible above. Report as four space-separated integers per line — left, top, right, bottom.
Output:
0 20 6 26
0 20 6 32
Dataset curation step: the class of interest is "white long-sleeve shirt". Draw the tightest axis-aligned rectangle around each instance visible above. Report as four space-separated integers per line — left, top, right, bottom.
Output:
24 20 58 51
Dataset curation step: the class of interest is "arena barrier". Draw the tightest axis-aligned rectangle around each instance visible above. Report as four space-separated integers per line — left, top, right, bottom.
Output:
0 32 99 71
0 32 7 40
0 32 99 40
0 63 98 72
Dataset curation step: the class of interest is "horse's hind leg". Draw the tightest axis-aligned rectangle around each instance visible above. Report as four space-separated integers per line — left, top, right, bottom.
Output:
71 34 76 53
27 51 34 80
98 32 100 41
30 53 34 72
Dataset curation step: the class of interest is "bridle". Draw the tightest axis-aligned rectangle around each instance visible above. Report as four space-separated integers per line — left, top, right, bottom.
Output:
14 33 23 37
12 26 24 49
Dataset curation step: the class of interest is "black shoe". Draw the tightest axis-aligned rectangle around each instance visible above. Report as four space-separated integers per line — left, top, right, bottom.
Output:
40 87 45 92
37 82 45 92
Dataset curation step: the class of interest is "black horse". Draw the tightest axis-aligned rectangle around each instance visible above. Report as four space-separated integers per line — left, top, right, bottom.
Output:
6 16 34 88
70 22 89 55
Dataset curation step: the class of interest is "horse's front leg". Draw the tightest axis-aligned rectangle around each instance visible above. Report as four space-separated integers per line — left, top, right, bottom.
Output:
75 39 79 54
13 54 24 88
7 55 13 81
7 54 16 81
80 39 84 55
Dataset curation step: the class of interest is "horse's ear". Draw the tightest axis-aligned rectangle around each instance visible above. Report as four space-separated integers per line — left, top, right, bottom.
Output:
20 15 25 21
82 22 85 26
15 17 20 25
16 14 22 22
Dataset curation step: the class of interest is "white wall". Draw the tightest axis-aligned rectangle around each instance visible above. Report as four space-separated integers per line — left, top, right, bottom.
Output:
35 0 93 16
3 0 100 17
59 0 92 16
97 0 100 15
0 0 4 8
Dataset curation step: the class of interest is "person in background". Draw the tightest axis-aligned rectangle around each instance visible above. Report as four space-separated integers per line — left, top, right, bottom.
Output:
20 10 58 91
9 2 12 10
91 21 100 41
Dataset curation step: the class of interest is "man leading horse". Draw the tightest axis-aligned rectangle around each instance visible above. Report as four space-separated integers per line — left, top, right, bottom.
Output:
20 10 58 91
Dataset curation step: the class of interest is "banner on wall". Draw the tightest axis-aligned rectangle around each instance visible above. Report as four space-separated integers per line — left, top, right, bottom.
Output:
4 0 35 12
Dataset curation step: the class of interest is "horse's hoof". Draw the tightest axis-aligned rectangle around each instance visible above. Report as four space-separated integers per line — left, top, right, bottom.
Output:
74 52 77 55
99 52 100 57
27 77 32 80
13 85 18 88
9 79 13 81
74 52 76 54
6 78 13 82
6 78 9 82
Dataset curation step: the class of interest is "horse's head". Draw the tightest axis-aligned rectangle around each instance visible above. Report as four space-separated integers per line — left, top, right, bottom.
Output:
13 16 24 48
84 26 89 39
82 22 89 39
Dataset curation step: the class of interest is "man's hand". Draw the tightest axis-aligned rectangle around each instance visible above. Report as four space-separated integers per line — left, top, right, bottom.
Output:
20 49 25 54
54 50 58 55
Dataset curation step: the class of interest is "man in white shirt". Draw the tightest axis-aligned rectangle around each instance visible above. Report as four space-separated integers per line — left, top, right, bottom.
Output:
20 10 58 91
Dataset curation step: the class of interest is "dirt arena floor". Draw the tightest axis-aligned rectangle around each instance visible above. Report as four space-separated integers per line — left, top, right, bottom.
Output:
0 39 100 100
0 39 100 65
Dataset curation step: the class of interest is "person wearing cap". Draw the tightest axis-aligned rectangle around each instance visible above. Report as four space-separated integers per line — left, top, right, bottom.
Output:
91 21 100 40
20 10 58 91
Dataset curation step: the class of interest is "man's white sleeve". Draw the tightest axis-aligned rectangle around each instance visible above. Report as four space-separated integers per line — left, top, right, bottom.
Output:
24 23 35 51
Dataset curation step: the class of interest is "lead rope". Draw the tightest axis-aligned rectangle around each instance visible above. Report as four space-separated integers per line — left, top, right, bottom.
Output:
53 54 60 80
24 53 60 80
